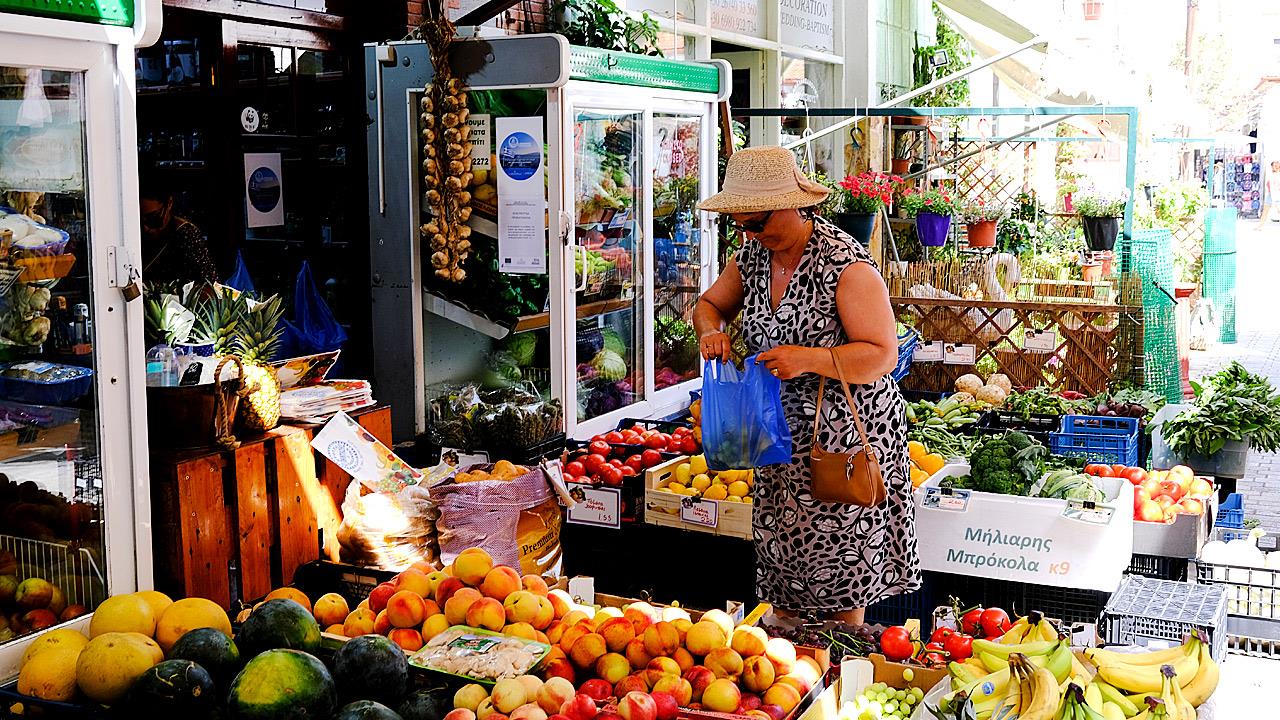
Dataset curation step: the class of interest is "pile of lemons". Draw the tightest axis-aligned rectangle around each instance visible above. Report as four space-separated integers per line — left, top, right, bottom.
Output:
658 454 753 504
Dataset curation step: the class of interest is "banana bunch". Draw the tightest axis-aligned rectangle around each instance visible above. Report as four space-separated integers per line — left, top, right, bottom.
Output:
419 15 474 282
1001 611 1060 644
1082 633 1217 719
944 640 1073 720
1055 683 1107 720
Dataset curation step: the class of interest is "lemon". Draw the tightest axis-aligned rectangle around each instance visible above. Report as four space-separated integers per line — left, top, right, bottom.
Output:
691 474 712 492
728 480 750 497
907 441 927 461
660 486 677 493
724 496 742 503
683 486 701 497
742 496 753 504
703 484 729 501
689 454 708 475
675 463 692 485
667 482 688 493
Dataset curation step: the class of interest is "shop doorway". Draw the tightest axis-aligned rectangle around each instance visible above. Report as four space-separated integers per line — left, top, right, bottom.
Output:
714 50 764 147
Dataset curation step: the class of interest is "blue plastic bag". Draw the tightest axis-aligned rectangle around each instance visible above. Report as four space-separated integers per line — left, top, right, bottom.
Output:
224 251 257 294
701 355 793 470
280 261 348 359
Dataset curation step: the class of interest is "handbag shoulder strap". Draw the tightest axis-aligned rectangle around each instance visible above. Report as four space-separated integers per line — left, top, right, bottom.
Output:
812 347 875 456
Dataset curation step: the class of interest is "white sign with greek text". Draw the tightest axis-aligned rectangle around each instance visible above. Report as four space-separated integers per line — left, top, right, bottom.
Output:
567 485 622 529
469 113 491 169
681 498 719 528
496 117 546 274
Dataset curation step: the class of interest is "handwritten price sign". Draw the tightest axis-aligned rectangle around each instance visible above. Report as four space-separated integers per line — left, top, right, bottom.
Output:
566 486 622 529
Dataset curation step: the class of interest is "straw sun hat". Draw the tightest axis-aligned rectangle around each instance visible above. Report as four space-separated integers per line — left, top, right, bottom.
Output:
697 145 830 214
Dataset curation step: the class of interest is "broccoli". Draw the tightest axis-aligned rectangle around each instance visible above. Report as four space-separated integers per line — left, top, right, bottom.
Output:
968 432 1049 496
1004 430 1033 451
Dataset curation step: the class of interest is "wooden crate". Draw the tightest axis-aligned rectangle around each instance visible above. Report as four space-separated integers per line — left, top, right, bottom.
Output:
150 405 392 608
642 457 752 540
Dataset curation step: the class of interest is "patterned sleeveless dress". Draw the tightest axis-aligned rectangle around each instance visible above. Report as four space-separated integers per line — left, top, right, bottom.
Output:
737 218 920 613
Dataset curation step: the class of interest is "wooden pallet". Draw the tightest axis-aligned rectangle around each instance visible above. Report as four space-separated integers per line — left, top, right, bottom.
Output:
149 405 392 608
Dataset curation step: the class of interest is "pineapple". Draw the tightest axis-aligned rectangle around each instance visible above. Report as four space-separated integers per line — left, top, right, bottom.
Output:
188 285 243 354
233 294 285 431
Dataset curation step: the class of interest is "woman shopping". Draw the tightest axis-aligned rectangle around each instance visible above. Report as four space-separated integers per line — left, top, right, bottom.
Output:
693 146 919 623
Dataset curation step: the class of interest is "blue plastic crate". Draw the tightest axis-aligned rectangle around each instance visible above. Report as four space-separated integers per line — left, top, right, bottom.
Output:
891 328 918 383
1048 415 1139 465
1216 492 1244 531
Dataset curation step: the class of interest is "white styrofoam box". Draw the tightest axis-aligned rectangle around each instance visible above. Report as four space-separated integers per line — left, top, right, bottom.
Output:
913 463 1135 592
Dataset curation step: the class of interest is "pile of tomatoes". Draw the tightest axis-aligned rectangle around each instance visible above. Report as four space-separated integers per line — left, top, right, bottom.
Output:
1085 463 1215 524
877 606 1011 667
590 423 700 456
563 442 668 488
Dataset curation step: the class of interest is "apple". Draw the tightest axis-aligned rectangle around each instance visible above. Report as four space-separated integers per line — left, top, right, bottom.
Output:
1188 477 1214 499
579 680 612 704
1178 498 1205 516
1136 500 1165 523
1157 479 1185 502
560 695 599 720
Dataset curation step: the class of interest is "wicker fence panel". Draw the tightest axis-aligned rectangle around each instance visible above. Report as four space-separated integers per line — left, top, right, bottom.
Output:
1169 215 1205 284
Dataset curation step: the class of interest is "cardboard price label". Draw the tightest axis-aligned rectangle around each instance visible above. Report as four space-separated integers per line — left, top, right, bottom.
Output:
913 341 944 362
1024 330 1057 353
680 497 719 528
1062 499 1116 525
566 485 622 529
922 487 971 512
943 343 977 365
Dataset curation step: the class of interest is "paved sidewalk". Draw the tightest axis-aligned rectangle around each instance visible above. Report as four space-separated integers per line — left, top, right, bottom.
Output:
1188 220 1280 530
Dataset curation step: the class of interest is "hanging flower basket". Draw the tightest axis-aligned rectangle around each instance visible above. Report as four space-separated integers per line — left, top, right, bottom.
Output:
835 212 876 246
916 212 952 247
1080 215 1120 251
966 220 997 248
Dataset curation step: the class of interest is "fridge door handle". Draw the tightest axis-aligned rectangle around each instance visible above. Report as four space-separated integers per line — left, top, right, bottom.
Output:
374 44 397 215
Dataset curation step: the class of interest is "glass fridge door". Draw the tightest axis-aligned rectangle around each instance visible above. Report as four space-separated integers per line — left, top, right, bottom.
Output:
568 107 646 434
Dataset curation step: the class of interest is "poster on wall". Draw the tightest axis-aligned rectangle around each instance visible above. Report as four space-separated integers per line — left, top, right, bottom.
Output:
243 153 284 228
496 117 546 274
779 0 835 54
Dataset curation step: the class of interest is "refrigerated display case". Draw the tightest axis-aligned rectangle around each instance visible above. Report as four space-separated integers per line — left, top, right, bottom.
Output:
366 36 727 445
0 2 156 674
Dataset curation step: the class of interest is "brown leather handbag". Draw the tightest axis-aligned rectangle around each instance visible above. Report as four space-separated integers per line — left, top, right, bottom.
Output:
809 348 888 506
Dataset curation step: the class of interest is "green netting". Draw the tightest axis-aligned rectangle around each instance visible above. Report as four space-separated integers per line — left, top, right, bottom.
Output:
1203 207 1238 343
1130 229 1182 402
568 46 721 94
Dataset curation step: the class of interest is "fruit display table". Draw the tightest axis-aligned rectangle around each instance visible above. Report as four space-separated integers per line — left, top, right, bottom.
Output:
148 405 391 609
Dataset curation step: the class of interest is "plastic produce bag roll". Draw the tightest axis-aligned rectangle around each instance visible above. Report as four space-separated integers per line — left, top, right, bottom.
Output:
701 355 792 471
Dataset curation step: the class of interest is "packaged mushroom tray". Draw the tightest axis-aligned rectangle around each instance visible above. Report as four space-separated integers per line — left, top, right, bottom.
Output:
409 625 552 684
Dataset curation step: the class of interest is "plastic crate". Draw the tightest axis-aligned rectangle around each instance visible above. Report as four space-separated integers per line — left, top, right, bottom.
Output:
288 560 398 605
0 363 94 405
1127 554 1190 581
1216 492 1244 529
1099 575 1227 659
975 410 1062 446
1048 415 1139 465
892 328 918 383
864 574 935 627
921 571 1109 626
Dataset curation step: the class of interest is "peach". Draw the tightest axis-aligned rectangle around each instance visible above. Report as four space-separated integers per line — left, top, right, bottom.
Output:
505 590 543 624
568 632 608 669
343 607 377 637
642 622 680 657
741 656 776 693
598 616 637 653
482 566 523 601
455 683 491 711
705 647 743 681
22 609 57 632
595 652 632 684
522 574 551 596
505 622 539 640
559 624 593 654
594 607 624 624
684 620 727 656
625 637 653 669
545 621 568 644
446 587 483 626
512 704 549 720
614 674 649 698
447 710 479 720
368 582 397 614
618 691 657 720
396 569 435 597
542 657 576 684
532 596 555 630
14 578 52 610
759 705 787 720
578 679 612 703
537 676 577 714
763 683 802 713
325 624 345 635
651 676 692 707
739 694 762 712
548 589 574 619
373 609 392 635
516 675 544 701
492 678 529 714
559 694 598 720
561 610 592 628
699 609 735 639
778 673 814 695
732 626 768 658
477 698 499 720
794 656 822 685
645 657 681 688
423 613 451 640
661 606 691 624
682 666 716 703
650 691 680 720
467 597 507 632
671 648 695 673
426 570 450 596
388 627 424 652
544 646 567 664
454 548 495 586
764 638 797 675
388 590 429 628
624 604 657 634
701 679 742 714
314 592 350 627
671 618 693 641
437 576 467 605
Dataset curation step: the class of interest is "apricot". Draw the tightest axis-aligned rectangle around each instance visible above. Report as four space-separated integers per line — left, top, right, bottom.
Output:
595 652 632 684
701 679 742 713
568 632 607 669
388 627 424 652
644 657 681 688
598 616 637 653
396 569 435 597
625 637 654 670
547 589 574 619
436 576 467 606
454 548 495 586
516 675 543 701
741 655 776 693
683 666 716 703
545 621 568 644
542 657 575 684
651 675 693 706
705 647 744 681
671 648 695 673
764 638 797 675
387 590 429 628
763 683 802 713
505 590 543 625
368 582 397 614
505 622 539 640
559 624 593 655
373 610 392 635
560 610 592 628
492 678 528 714
343 607 376 637
532 596 555 630
423 613 451 640
536 677 576 714
314 593 350 628
522 574 551 596
731 626 768 658
455 684 490 711
482 566 522 601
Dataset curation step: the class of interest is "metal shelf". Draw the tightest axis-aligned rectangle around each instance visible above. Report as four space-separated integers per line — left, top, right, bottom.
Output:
423 292 509 340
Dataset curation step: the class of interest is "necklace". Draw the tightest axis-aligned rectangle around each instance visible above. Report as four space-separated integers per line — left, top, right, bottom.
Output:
771 248 804 278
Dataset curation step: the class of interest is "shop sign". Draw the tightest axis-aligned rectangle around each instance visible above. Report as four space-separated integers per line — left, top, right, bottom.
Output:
243 152 284 228
779 0 834 54
469 114 491 170
566 485 622 529
710 0 763 38
495 117 546 274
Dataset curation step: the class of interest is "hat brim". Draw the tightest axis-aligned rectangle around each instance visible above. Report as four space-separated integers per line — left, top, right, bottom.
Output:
697 187 828 214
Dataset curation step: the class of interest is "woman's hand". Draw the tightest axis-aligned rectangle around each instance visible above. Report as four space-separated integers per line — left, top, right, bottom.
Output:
756 345 817 380
699 331 732 361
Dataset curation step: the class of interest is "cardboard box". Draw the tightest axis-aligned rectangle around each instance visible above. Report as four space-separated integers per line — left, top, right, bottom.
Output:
644 456 752 540
795 654 946 720
914 463 1134 592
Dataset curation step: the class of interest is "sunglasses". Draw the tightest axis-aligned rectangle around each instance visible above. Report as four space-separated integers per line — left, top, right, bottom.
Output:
726 211 774 234
141 210 167 230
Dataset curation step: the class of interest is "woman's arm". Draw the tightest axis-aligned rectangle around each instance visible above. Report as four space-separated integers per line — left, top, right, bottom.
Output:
757 262 898 383
693 258 745 361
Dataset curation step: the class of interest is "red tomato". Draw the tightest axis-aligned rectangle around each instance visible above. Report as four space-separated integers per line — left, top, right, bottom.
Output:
641 449 664 468
583 453 606 473
621 430 643 445
619 466 638 478
920 651 948 668
603 431 624 444
1110 464 1128 476
565 461 586 477
879 626 915 662
599 464 623 487
672 426 690 437
1121 467 1147 485
1157 480 1185 501
642 429 658 439
591 434 606 443
625 454 644 471
979 608 1011 638
680 436 699 455
643 434 667 449
609 459 623 468
943 633 974 662
928 627 954 645
631 424 647 433
959 607 984 636
589 440 611 456
1085 464 1114 477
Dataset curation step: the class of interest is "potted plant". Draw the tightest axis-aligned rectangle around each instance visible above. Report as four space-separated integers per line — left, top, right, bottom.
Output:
958 198 1004 248
1074 188 1127 251
899 188 957 247
892 133 914 175
833 171 899 246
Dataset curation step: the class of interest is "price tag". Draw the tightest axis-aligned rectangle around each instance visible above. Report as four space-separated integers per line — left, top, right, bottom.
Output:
922 487 971 512
1062 499 1115 524
943 343 977 365
1024 330 1057 353
913 341 944 362
680 497 719 528
440 447 490 466
566 485 622 529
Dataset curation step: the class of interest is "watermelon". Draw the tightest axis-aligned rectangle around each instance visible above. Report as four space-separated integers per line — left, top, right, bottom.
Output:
332 634 407 704
170 627 242 687
335 700 403 720
129 660 216 715
236 599 321 657
397 687 452 720
227 649 335 720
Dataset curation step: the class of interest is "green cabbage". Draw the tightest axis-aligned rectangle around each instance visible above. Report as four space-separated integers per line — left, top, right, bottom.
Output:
600 328 627 356
501 332 538 367
591 349 627 382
